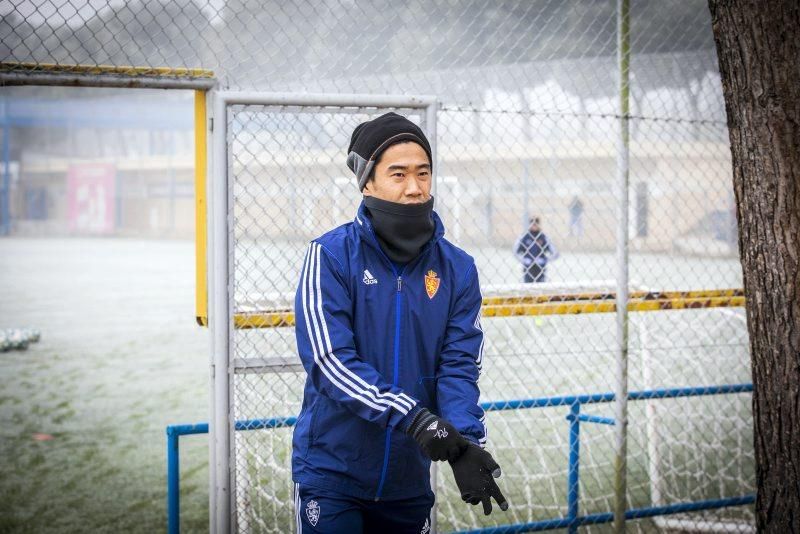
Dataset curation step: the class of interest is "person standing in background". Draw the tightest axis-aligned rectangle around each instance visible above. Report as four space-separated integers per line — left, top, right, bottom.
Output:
568 196 584 238
514 216 560 283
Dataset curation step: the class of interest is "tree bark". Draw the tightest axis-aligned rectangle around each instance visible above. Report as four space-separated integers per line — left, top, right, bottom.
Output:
708 1 800 532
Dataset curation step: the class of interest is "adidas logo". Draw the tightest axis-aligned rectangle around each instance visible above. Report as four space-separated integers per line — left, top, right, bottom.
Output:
363 269 378 285
426 421 438 431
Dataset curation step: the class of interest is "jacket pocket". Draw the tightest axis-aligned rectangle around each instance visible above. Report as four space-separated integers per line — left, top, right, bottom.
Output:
311 398 381 472
311 398 361 459
296 396 318 459
413 376 437 413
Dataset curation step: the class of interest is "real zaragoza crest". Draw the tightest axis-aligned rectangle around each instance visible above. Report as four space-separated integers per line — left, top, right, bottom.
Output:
424 270 440 299
305 499 320 526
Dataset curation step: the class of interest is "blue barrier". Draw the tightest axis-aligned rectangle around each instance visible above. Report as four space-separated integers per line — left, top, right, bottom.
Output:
453 495 757 534
166 383 754 534
2 115 9 236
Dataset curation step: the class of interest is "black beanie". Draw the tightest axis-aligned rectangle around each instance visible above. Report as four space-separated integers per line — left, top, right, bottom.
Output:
346 112 433 191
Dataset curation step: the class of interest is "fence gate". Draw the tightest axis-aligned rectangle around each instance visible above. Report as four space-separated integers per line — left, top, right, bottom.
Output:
208 92 438 533
208 91 754 534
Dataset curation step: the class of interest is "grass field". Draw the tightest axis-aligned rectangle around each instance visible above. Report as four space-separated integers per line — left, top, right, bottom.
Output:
0 237 754 533
0 238 210 533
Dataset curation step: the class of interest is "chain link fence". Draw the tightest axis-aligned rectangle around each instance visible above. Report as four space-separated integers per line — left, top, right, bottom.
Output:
2 1 753 532
222 101 751 533
228 104 431 532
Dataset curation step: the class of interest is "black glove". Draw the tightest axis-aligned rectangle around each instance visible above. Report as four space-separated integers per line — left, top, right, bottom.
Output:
449 443 509 515
406 408 469 462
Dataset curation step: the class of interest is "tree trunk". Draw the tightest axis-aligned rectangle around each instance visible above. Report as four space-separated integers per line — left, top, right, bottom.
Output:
708 1 800 532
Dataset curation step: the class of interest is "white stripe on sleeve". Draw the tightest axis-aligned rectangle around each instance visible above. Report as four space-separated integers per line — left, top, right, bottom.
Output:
311 243 414 414
301 245 388 412
301 243 415 415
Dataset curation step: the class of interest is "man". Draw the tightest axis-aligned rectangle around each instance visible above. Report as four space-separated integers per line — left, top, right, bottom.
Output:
568 196 584 238
514 216 559 283
292 112 507 533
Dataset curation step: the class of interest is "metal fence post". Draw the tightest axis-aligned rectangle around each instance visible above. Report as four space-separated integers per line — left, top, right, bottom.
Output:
426 99 439 534
167 427 180 534
1 97 10 236
567 403 582 534
210 91 232 534
613 0 631 531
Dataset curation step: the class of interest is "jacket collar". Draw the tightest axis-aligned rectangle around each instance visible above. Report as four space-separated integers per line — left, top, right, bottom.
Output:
354 198 445 255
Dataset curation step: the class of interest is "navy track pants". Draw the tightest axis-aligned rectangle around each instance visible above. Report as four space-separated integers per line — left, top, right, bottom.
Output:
294 483 435 534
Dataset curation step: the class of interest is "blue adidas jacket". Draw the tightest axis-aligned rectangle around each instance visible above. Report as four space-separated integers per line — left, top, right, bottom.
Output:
292 200 486 500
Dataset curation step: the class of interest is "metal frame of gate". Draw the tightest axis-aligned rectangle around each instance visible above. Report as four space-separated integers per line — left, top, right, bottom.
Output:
207 92 438 533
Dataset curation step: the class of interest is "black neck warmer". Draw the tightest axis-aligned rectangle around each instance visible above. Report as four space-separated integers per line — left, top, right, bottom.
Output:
364 196 435 264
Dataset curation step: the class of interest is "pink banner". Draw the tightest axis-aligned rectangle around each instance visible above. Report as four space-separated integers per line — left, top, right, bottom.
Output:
67 163 116 234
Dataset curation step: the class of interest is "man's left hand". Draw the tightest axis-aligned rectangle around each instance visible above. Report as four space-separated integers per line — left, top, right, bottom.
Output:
449 443 509 515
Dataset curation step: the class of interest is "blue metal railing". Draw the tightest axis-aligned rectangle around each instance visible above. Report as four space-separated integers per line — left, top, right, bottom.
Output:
456 496 757 534
166 383 754 534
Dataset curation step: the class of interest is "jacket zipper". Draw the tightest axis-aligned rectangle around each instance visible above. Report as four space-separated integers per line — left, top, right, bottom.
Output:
358 211 430 500
375 273 403 500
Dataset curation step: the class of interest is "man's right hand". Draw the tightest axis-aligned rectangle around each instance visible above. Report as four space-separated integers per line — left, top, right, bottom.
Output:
406 408 469 462
449 443 509 515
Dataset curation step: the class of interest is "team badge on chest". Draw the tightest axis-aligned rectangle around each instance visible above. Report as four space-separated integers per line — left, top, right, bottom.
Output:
424 270 440 299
